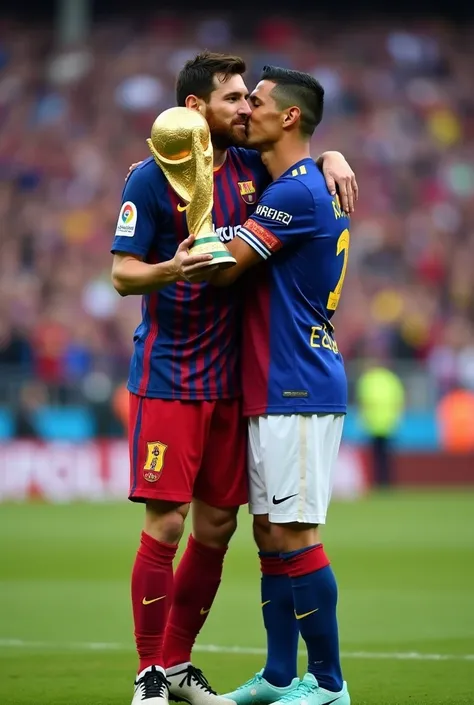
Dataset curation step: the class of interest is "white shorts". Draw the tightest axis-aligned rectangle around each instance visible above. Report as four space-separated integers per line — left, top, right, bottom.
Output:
248 413 344 524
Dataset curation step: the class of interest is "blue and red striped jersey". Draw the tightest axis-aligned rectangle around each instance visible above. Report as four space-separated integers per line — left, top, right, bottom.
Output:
111 149 270 400
238 158 349 416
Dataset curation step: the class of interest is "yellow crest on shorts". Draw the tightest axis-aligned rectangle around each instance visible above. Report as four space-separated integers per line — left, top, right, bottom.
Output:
143 441 168 482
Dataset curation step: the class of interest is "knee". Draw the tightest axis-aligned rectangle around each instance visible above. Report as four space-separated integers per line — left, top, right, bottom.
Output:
253 515 320 553
144 500 189 544
253 514 281 553
192 500 239 548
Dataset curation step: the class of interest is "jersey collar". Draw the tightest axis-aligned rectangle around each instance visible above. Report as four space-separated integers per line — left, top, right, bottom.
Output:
282 157 313 178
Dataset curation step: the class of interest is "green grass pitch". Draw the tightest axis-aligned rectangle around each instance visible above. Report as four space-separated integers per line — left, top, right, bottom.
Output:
0 490 473 704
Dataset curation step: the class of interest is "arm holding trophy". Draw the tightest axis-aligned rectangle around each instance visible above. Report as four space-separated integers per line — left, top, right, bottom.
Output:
112 107 229 296
112 235 209 296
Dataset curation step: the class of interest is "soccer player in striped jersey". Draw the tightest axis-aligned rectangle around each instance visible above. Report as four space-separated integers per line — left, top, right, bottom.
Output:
183 67 352 705
111 53 357 705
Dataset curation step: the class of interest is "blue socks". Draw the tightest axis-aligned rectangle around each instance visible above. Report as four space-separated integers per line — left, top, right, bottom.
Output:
282 545 343 692
259 552 299 686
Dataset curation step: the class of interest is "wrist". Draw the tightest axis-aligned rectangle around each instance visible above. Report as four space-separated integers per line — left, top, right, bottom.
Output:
155 260 180 285
317 150 342 166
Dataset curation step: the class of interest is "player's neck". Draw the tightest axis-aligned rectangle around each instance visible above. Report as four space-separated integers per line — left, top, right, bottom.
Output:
212 147 227 169
260 140 310 180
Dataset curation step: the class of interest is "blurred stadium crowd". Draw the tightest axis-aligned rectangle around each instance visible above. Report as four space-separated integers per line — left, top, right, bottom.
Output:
1 15 474 433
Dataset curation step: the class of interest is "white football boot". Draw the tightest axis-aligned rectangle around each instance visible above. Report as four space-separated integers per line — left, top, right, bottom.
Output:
132 665 170 705
167 662 235 705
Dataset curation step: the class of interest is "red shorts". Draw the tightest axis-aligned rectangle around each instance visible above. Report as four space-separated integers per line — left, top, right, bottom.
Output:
128 394 248 507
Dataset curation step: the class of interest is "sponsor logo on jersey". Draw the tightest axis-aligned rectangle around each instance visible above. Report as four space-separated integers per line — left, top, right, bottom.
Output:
255 204 293 225
214 224 242 243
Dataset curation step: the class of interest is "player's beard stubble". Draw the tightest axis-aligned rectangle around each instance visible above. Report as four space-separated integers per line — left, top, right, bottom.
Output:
207 111 248 150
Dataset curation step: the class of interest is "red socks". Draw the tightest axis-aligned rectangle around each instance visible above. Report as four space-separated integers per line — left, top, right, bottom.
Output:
164 535 227 667
132 532 227 671
131 531 178 672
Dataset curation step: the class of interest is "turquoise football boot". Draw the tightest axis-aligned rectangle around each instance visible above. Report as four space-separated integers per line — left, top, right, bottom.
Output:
269 673 350 705
223 669 300 705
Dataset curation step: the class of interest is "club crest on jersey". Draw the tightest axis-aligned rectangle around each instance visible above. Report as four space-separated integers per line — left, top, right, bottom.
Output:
143 441 167 482
238 180 256 204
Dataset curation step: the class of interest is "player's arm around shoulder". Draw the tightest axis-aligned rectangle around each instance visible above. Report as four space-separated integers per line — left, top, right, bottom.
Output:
315 151 358 214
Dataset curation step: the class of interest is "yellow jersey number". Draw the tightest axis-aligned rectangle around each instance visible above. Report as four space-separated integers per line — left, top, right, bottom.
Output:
327 228 350 311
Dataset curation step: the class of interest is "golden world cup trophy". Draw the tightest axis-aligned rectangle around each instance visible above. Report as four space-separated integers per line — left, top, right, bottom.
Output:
147 107 236 269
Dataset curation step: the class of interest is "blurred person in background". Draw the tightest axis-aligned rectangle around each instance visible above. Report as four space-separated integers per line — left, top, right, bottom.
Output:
112 381 130 434
0 318 33 374
111 51 357 705
356 363 405 487
14 380 49 438
437 386 474 453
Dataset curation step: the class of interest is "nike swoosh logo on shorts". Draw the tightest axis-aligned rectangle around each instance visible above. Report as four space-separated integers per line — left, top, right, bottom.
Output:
272 493 298 505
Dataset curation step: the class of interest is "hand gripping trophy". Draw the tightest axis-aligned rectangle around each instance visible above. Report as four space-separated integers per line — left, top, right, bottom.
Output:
147 107 236 269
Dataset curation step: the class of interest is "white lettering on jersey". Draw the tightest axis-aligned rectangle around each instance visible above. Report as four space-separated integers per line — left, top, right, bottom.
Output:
255 204 293 225
214 225 242 243
115 201 137 237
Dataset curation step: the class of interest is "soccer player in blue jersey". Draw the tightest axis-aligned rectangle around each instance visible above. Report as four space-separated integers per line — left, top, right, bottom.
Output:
183 66 351 705
111 53 356 705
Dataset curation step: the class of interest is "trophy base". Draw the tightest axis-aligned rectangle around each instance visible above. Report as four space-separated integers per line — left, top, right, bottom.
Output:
191 234 237 270
198 252 236 270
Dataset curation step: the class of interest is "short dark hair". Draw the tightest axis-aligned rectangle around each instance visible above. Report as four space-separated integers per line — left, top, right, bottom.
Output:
176 51 246 106
260 65 324 137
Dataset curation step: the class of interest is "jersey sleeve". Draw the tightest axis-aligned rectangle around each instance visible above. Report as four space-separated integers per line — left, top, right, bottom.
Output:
237 178 315 260
111 166 159 258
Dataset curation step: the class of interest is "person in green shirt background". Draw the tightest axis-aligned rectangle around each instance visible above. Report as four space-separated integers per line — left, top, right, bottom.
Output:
356 365 405 487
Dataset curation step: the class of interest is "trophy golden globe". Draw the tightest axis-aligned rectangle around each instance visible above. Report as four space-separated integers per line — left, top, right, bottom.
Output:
147 107 236 269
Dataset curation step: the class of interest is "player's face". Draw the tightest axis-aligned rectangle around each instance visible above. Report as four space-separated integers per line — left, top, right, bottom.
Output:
246 80 283 148
204 74 251 150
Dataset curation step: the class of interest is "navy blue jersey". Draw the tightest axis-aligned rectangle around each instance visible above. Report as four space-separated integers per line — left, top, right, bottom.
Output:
111 148 270 400
238 158 350 416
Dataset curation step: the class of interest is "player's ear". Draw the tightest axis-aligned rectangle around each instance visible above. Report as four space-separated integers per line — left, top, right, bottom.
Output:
185 95 206 114
283 106 301 129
